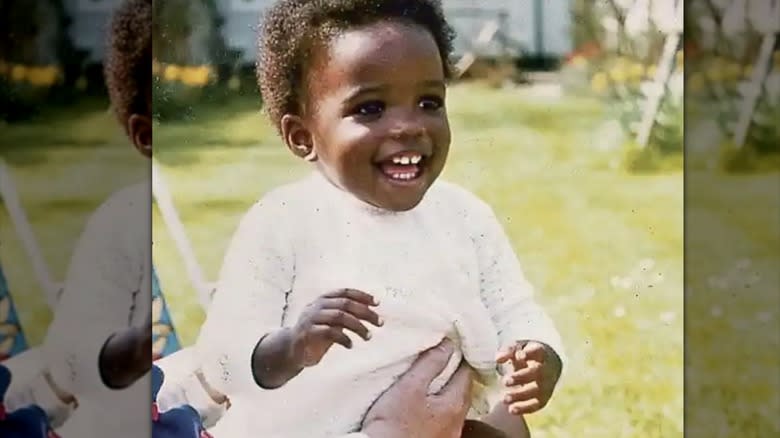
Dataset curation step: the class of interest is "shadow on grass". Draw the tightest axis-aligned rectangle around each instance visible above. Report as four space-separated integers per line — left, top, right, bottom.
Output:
153 94 277 167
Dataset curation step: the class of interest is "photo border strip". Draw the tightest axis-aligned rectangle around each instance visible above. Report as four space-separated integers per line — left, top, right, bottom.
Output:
684 0 780 436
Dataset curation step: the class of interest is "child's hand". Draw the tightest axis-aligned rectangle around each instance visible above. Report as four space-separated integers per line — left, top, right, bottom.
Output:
291 289 383 367
496 341 561 415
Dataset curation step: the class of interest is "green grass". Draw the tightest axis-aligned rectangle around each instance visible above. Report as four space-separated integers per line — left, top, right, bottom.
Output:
685 171 780 437
10 82 772 436
152 83 686 437
1 98 145 343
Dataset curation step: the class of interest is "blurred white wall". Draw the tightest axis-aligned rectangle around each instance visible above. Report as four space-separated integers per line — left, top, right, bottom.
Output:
217 0 573 64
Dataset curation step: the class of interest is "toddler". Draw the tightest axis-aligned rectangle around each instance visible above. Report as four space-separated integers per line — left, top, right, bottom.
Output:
196 1 565 437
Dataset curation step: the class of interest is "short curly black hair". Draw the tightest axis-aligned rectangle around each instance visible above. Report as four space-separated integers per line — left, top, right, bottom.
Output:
104 0 152 131
257 0 456 131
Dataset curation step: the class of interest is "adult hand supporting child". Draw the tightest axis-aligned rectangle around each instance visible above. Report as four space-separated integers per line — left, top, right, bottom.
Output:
360 338 474 438
251 289 383 389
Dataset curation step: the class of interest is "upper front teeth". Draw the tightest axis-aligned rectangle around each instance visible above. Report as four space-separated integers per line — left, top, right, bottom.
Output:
393 155 422 165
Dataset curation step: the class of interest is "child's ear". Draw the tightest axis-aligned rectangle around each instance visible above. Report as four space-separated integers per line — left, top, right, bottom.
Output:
280 114 316 161
128 113 152 158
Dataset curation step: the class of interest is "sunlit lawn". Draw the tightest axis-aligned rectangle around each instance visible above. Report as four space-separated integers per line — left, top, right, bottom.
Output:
151 83 685 437
0 82 720 436
1 98 144 343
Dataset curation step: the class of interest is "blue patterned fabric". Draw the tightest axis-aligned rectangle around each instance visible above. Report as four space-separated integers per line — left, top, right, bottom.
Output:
152 266 181 360
0 365 59 438
0 263 28 360
152 365 212 438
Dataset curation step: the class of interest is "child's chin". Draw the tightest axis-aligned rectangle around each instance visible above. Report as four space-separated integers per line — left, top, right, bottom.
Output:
378 190 428 212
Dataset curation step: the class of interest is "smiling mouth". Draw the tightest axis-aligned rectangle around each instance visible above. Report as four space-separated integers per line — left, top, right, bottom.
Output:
376 151 427 182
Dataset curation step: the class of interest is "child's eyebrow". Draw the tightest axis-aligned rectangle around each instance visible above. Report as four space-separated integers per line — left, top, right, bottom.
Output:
343 84 387 101
420 79 446 89
343 80 445 101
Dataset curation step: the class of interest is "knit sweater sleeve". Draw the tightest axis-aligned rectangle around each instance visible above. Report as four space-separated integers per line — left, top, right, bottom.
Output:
41 186 146 398
463 193 567 372
194 196 295 397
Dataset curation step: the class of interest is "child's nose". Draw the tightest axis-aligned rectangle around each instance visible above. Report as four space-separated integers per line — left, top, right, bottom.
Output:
388 114 425 140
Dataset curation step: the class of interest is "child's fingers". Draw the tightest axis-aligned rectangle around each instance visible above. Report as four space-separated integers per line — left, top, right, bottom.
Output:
510 350 528 371
320 326 353 349
502 381 540 405
520 342 547 363
314 309 373 341
514 347 528 365
498 342 534 368
502 362 542 387
508 398 542 415
495 345 516 364
322 296 383 327
323 288 379 306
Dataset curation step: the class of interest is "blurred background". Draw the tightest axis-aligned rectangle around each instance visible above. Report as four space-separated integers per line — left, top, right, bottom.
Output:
1 0 777 436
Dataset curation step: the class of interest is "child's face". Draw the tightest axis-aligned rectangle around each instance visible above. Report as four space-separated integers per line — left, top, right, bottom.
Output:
286 21 451 211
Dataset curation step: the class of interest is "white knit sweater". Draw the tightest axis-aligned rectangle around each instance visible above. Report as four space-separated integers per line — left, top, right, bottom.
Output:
196 172 565 437
41 182 151 437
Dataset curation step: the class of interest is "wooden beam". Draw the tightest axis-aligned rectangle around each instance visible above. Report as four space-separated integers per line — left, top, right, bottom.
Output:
152 160 214 310
636 32 681 148
0 158 60 309
733 32 777 148
454 19 501 78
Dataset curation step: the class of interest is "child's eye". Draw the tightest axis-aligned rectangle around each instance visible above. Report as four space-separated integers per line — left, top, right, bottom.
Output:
352 100 385 117
419 95 444 111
